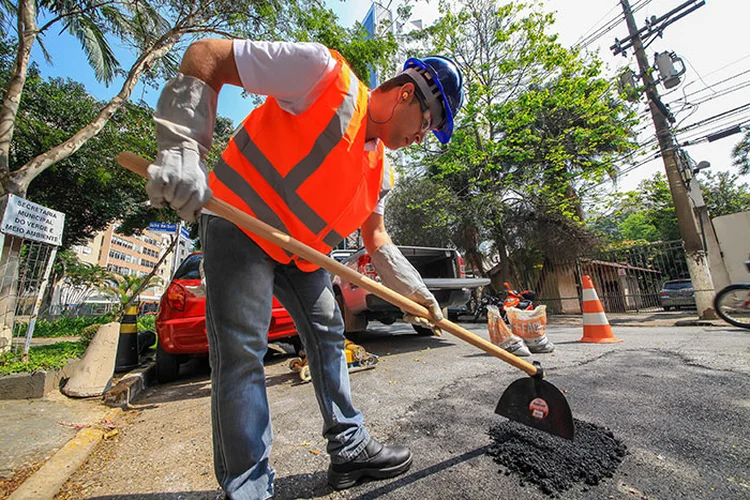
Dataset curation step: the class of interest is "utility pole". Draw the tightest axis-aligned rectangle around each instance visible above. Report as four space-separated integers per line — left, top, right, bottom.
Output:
616 0 716 319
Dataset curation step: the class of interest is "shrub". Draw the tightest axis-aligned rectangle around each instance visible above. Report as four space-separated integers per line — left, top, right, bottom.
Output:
79 324 101 347
137 314 156 332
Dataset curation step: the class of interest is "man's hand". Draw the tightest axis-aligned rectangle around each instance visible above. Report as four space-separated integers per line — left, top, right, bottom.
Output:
146 74 217 221
369 243 443 331
146 147 211 221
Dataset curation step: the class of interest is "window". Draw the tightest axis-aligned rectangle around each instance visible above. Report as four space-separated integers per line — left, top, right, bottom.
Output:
140 259 156 268
174 254 202 280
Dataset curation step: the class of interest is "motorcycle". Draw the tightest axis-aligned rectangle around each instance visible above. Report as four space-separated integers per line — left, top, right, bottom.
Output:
472 291 504 323
713 255 750 329
472 282 536 323
500 282 536 321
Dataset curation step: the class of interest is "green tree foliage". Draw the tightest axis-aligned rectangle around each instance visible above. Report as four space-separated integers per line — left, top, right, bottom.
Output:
733 131 750 176
386 0 638 277
588 173 683 244
100 273 162 313
289 3 398 85
48 249 112 311
700 170 750 217
588 171 750 246
384 173 454 247
6 63 160 246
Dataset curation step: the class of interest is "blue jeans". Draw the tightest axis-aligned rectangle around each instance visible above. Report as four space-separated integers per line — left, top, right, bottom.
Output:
199 215 370 499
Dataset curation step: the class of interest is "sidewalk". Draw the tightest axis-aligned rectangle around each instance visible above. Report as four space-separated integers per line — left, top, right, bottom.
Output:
0 354 154 500
0 392 113 497
548 309 726 328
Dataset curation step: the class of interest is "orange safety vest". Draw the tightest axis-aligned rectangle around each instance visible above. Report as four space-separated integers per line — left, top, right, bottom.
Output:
208 50 389 272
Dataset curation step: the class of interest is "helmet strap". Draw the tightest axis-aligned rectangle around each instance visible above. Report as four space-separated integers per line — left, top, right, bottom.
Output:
399 67 445 128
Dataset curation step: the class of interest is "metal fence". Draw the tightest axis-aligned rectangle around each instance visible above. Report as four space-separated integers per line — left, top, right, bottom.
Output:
509 240 690 315
0 236 57 354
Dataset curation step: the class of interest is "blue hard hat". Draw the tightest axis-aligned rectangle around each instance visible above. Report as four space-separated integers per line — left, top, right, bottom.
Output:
402 55 464 144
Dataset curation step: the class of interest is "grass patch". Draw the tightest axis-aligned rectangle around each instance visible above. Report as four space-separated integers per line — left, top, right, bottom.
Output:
0 341 86 376
14 314 116 338
2 313 158 375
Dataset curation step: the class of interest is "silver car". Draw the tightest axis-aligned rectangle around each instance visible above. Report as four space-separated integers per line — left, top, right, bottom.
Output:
659 279 695 310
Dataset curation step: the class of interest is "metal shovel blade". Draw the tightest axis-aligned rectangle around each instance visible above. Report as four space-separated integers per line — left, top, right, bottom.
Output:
495 376 575 441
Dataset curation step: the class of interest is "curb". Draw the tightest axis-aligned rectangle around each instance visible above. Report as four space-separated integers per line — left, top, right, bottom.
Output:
674 319 724 327
8 408 122 500
103 359 157 409
0 359 78 400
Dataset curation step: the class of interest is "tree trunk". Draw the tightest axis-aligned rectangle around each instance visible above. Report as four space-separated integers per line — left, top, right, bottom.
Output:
0 0 37 180
15 36 179 191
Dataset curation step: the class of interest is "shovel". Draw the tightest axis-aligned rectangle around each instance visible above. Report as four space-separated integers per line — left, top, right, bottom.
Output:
117 151 575 440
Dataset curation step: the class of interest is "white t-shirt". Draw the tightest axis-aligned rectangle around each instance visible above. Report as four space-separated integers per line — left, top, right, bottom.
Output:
232 40 392 214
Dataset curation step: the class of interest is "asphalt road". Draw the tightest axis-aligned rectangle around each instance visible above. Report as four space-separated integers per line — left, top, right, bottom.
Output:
59 322 750 499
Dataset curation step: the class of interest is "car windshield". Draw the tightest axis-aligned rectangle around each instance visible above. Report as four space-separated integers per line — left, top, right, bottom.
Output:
663 281 692 290
174 254 202 280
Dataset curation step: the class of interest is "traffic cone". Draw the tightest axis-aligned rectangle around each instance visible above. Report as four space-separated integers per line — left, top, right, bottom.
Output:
578 275 622 343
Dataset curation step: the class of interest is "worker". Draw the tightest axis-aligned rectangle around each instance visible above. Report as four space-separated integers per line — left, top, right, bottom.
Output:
145 39 463 499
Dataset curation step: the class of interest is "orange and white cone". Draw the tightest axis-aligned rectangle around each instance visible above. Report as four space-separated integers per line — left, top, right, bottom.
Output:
578 275 622 343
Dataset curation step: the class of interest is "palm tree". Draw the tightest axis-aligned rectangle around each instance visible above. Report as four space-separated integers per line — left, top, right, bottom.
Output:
100 273 163 315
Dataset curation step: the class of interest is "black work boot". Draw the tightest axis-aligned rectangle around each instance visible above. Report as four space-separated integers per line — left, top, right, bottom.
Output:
328 439 412 490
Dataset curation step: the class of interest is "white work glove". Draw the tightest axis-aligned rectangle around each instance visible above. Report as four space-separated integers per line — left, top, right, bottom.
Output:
146 74 217 221
369 244 443 333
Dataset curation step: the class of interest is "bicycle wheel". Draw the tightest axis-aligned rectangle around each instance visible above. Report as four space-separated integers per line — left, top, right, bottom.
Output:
714 284 750 329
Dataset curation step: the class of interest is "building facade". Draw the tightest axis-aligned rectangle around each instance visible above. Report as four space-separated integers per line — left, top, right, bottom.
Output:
71 222 194 309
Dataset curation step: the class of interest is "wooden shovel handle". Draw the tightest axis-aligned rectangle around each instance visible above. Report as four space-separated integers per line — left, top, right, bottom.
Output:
117 151 539 377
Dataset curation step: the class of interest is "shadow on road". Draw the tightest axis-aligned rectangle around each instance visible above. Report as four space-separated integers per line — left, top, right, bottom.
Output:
346 324 463 357
348 445 492 500
88 493 222 499
142 324 480 400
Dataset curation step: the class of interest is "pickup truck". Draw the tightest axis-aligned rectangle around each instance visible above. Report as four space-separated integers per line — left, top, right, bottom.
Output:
332 246 490 335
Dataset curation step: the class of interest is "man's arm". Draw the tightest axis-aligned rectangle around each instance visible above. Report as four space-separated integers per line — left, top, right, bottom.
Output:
363 212 443 324
179 39 242 92
361 212 392 255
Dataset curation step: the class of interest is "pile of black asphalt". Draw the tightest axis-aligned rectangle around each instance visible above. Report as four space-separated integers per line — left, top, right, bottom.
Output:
487 419 627 496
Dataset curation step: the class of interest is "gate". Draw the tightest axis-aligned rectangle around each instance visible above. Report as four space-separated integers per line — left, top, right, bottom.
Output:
524 240 689 314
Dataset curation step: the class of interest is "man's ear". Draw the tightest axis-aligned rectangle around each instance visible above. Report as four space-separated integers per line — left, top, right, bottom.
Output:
399 82 416 102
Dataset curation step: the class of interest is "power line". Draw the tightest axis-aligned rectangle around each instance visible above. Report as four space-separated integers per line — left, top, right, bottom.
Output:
678 117 750 145
687 80 750 106
666 68 750 106
573 1 622 48
674 102 750 134
575 0 653 50
697 53 750 80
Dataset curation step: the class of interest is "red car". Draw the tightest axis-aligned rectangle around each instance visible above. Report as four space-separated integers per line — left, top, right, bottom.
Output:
155 252 300 382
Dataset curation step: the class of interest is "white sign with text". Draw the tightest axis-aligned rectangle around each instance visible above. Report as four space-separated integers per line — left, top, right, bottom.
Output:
1 194 65 246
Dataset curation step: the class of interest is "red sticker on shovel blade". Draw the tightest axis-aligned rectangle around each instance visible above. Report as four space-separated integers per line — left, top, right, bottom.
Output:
529 398 549 420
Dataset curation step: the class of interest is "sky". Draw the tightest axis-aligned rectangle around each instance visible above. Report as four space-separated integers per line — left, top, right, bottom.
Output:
25 0 750 193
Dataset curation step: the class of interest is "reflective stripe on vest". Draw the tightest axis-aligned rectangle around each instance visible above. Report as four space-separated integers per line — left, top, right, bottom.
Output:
209 53 383 271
